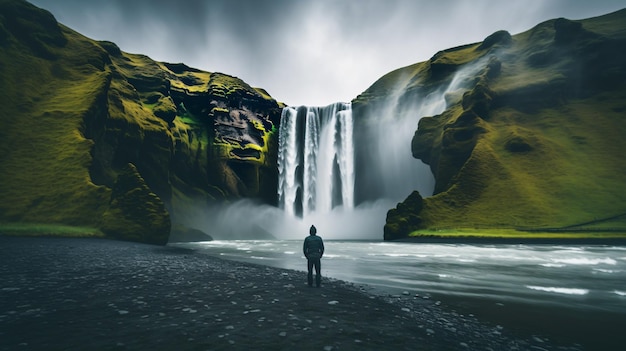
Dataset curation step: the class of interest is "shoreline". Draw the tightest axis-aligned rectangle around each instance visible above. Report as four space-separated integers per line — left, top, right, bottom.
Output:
0 236 593 350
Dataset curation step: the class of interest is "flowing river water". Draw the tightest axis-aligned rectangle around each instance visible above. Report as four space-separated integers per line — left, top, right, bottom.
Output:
172 240 626 347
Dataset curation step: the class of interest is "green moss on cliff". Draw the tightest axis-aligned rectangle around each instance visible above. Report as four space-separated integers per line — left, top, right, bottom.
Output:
0 1 112 228
419 67 626 232
153 95 177 123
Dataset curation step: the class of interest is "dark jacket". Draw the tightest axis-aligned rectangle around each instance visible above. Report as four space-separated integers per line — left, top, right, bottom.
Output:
303 235 324 260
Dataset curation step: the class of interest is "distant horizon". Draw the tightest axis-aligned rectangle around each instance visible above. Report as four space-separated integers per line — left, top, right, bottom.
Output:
29 0 626 106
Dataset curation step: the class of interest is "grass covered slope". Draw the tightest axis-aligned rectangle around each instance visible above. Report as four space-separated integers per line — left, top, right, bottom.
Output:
0 0 111 230
0 0 282 243
378 9 626 239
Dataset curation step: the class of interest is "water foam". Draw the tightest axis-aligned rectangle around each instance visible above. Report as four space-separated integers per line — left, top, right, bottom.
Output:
551 257 617 265
526 286 589 295
540 263 566 268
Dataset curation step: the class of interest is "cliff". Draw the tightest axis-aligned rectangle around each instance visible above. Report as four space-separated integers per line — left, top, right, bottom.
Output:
364 9 626 239
0 0 282 244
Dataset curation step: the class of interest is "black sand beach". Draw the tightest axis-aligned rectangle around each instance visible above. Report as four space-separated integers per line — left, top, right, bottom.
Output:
0 236 584 350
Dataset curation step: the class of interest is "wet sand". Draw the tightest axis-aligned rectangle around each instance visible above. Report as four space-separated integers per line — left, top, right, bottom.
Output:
0 236 584 350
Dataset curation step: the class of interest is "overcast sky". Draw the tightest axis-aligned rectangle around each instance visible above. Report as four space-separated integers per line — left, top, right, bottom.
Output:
29 0 625 106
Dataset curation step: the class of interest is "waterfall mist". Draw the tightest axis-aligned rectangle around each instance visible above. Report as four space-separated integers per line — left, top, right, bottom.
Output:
354 55 493 205
354 78 437 204
179 199 392 240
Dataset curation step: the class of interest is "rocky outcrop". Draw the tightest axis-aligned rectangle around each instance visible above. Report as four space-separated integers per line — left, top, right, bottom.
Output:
101 163 170 245
384 191 424 240
85 50 283 208
413 56 499 195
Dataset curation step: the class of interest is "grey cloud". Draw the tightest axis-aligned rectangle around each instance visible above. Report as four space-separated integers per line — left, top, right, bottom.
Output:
29 0 626 105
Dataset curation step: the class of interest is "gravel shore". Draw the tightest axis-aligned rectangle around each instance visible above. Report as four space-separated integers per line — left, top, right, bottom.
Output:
0 237 582 350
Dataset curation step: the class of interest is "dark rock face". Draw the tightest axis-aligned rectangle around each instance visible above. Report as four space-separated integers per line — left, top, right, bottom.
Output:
384 191 424 240
554 18 591 45
167 71 282 202
477 30 512 50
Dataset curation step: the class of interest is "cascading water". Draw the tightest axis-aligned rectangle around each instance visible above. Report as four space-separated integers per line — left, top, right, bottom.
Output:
275 95 438 239
277 102 354 218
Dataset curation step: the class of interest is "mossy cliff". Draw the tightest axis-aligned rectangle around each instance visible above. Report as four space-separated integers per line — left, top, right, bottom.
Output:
355 10 626 239
0 0 282 244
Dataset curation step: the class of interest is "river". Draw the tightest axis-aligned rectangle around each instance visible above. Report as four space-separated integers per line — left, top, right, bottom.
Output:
172 240 626 348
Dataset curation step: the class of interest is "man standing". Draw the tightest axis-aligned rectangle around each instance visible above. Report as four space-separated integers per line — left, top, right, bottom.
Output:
303 225 324 287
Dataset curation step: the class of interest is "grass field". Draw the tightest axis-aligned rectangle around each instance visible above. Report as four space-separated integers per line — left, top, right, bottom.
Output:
0 223 104 238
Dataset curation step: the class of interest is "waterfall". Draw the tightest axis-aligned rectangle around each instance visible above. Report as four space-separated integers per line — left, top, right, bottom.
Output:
277 102 354 218
194 60 488 240
277 106 299 217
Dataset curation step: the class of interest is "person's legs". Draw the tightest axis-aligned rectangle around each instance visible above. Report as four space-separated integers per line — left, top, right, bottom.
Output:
307 259 314 286
314 259 321 287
